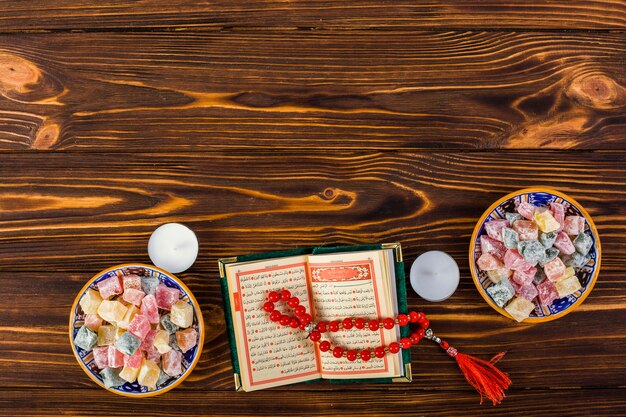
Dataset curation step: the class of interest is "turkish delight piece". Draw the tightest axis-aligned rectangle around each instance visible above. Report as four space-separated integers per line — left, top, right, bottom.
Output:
100 367 125 388
512 220 539 241
543 257 566 282
123 288 145 307
176 328 198 354
484 219 509 242
553 232 576 256
534 210 561 233
141 276 160 296
477 253 504 271
124 350 143 369
486 278 515 308
97 300 128 324
162 350 183 377
119 364 140 383
128 314 151 341
518 240 545 264
138 359 161 390
516 202 535 220
502 227 519 250
537 280 559 306
108 346 125 368
80 289 103 315
533 267 546 285
480 235 506 259
140 329 158 351
573 233 593 255
154 330 172 354
539 248 560 266
563 216 585 236
117 305 139 330
98 275 123 300
155 284 181 311
539 231 557 248
140 294 160 324
146 344 161 364
115 332 141 356
512 266 537 287
157 368 172 387
169 333 181 351
556 276 582 298
74 325 97 351
92 345 109 369
563 252 590 268
84 314 102 332
515 282 538 301
97 325 116 346
550 203 565 230
486 268 512 284
503 249 536 271
504 296 536 322
160 314 179 334
170 300 194 329
122 274 142 291
505 212 524 224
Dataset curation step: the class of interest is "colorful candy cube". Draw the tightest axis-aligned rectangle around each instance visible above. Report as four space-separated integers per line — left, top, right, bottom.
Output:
480 235 506 259
146 344 161 364
516 202 535 220
84 314 102 332
505 212 523 224
115 332 141 356
537 280 559 306
155 284 181 311
79 289 103 315
533 210 560 233
160 314 179 334
517 240 545 264
154 330 172 354
74 325 97 351
92 345 109 369
512 220 539 241
117 305 139 330
553 232 575 255
573 233 593 255
140 329 158 351
486 268 512 284
563 216 585 236
176 328 198 354
100 367 125 388
170 301 194 329
128 314 152 341
123 288 146 306
477 253 504 271
138 359 161 390
543 257 566 282
533 267 546 285
502 227 519 250
556 276 582 298
563 252 590 268
484 219 509 242
97 300 128 324
162 350 182 377
503 249 536 271
169 333 180 351
539 231 557 248
512 266 537 287
97 325 117 346
124 350 143 369
141 276 160 296
504 296 535 322
119 364 140 383
122 274 142 291
108 346 125 368
486 278 515 308
140 294 160 324
549 203 565 230
98 275 123 300
514 282 538 301
540 248 560 266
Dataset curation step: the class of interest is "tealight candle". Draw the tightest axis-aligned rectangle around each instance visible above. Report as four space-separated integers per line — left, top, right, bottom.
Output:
148 223 198 274
410 251 460 302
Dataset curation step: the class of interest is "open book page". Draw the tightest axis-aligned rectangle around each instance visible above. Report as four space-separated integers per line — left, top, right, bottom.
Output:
307 250 402 379
224 255 321 391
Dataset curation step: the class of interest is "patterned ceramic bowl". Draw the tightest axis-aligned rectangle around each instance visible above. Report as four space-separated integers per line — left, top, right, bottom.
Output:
470 188 601 323
69 263 204 397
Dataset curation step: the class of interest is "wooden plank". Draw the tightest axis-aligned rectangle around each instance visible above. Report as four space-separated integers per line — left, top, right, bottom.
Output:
0 32 624 151
0 1 624 31
2 388 626 416
0 151 624 271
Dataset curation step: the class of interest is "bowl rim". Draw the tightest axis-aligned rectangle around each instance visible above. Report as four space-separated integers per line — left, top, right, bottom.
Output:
469 187 602 324
68 263 205 397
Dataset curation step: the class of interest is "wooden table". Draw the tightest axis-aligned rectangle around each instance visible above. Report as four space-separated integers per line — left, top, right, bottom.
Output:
1 2 625 415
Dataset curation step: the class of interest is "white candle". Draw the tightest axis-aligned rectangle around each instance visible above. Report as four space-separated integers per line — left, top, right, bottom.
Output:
409 251 459 302
148 223 199 274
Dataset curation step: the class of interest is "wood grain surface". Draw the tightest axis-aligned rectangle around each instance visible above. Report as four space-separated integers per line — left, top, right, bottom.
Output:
1 1 625 416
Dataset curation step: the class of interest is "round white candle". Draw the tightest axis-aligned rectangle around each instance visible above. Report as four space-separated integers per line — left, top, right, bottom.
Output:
410 251 459 302
148 223 198 274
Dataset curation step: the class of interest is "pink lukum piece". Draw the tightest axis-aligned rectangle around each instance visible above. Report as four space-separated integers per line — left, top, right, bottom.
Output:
503 249 536 271
145 344 161 364
516 202 535 220
480 235 506 260
124 350 143 369
128 314 151 341
140 294 160 324
108 346 125 368
563 216 585 236
176 328 198 354
162 350 182 377
515 282 538 301
155 284 181 310
550 203 565 230
537 280 559 306
484 219 509 242
98 275 123 300
543 257 566 282
477 253 504 271
123 288 146 306
92 346 109 369
84 314 102 332
553 232 576 255
123 274 142 291
140 329 158 351
512 266 537 287
512 220 539 241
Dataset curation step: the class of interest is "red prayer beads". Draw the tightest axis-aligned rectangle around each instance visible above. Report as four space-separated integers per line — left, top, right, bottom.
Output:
264 289 429 361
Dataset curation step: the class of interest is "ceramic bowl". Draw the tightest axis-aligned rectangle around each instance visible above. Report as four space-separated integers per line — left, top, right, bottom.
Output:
469 188 601 323
69 263 204 397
